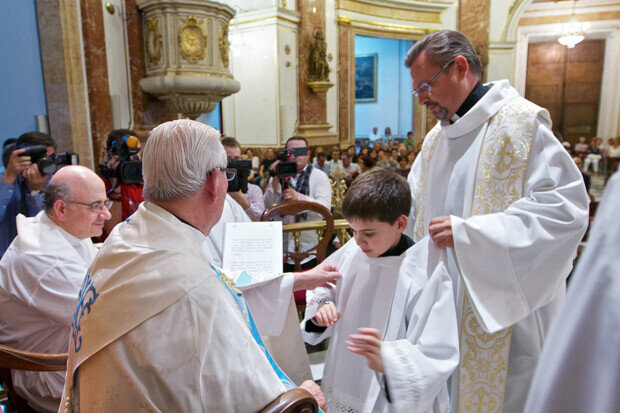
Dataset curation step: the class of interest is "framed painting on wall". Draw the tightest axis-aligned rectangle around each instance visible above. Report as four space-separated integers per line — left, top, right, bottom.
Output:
355 53 377 102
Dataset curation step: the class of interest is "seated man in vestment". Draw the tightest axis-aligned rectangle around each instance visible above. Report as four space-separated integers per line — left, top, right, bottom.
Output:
60 120 340 411
0 165 110 412
302 169 459 412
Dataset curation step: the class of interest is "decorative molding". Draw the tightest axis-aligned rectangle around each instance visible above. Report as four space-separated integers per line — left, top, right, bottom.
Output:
146 17 162 66
219 21 230 68
337 0 451 23
336 15 433 36
230 7 301 28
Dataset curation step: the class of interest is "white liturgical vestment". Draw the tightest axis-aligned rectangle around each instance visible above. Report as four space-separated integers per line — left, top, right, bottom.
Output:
302 237 459 413
202 194 311 384
60 202 286 411
407 80 589 412
525 172 620 413
0 211 97 413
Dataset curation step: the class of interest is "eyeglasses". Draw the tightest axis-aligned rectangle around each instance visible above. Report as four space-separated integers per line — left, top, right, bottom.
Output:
207 167 237 181
413 60 454 97
70 199 113 213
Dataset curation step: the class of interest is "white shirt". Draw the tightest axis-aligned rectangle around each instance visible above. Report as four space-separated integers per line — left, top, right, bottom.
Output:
0 211 97 413
342 162 362 178
407 80 589 412
524 172 620 413
264 166 332 265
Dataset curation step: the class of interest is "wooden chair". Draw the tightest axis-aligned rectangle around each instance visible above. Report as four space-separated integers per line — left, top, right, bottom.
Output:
261 201 334 272
0 344 67 413
259 388 318 413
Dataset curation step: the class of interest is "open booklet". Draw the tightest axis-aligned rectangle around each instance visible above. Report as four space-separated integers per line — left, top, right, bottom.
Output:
222 221 283 286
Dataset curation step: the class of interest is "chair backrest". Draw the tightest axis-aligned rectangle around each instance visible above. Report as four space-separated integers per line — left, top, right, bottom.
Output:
259 388 318 413
0 344 67 372
261 200 334 271
0 344 67 412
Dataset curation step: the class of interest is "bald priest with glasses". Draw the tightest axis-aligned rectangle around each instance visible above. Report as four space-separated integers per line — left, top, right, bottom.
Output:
0 165 112 412
405 30 589 411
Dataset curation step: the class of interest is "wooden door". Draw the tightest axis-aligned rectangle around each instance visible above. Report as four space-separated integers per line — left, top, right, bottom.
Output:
525 40 604 145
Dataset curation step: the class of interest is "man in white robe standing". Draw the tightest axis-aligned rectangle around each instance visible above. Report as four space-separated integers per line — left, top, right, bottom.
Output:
404 30 589 412
524 171 620 413
60 120 339 411
0 165 110 412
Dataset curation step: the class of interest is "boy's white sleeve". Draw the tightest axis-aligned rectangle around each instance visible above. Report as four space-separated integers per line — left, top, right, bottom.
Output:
380 260 459 413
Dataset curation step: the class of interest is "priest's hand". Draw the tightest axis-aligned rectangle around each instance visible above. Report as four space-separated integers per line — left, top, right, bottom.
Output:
347 328 384 372
299 380 326 410
293 262 341 291
314 302 340 327
429 215 454 249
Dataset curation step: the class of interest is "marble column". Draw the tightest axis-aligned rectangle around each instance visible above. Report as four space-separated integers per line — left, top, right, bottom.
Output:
296 0 338 146
337 20 352 149
459 0 491 82
124 0 176 135
80 0 113 165
36 0 94 168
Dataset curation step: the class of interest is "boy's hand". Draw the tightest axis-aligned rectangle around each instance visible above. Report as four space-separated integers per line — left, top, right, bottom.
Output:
314 302 340 327
293 262 341 291
346 328 384 372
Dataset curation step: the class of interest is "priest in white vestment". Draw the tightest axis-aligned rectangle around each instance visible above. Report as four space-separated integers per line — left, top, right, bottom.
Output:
404 30 589 412
524 171 620 413
303 170 459 412
60 120 340 411
0 166 109 412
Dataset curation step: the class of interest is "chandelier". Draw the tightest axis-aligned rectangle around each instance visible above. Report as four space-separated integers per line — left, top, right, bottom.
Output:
557 19 590 48
556 1 590 48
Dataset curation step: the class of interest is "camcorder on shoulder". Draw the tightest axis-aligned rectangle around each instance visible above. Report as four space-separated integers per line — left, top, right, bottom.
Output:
227 159 251 193
2 144 79 175
100 135 143 184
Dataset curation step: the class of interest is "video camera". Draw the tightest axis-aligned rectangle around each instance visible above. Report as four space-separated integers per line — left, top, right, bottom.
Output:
2 144 79 175
100 135 143 184
275 147 307 177
227 159 251 193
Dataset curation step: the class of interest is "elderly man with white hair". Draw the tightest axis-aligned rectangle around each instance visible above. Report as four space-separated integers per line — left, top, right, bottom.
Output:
60 120 338 411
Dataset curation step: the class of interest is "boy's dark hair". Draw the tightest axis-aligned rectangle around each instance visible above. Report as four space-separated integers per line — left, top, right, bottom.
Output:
106 129 137 150
221 137 241 149
317 151 327 158
342 169 411 224
397 155 407 163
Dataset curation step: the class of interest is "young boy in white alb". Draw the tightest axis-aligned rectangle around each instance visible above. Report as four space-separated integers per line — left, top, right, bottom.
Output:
302 169 459 413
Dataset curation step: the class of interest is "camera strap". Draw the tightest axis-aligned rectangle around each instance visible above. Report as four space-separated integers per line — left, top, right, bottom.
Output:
19 178 30 216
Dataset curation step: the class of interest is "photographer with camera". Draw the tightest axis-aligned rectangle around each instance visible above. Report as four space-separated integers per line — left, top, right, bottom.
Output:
0 132 56 257
99 129 144 236
221 137 265 221
264 137 331 270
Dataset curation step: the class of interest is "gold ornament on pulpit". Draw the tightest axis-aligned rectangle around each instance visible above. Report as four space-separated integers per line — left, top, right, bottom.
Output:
146 17 162 66
219 22 230 68
178 16 207 64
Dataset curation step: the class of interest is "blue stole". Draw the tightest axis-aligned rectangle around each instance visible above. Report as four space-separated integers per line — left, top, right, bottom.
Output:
212 265 297 389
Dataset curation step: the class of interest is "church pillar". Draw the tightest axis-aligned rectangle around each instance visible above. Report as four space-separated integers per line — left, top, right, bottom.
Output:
458 0 491 82
296 0 338 146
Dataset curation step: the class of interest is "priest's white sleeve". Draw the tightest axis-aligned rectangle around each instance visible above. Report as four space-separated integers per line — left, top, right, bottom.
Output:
241 274 294 337
451 119 589 333
380 260 459 413
524 172 620 413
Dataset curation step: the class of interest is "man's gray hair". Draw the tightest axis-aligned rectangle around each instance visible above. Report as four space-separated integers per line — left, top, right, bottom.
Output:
142 119 227 202
404 30 482 77
42 181 71 211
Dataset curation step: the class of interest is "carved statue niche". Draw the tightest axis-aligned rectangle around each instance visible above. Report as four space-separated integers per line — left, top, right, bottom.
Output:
308 28 330 82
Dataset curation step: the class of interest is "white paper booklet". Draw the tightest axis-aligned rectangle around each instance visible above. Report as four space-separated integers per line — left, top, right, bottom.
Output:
222 221 283 286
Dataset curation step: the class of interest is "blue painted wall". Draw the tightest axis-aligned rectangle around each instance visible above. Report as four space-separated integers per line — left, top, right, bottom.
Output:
354 36 414 140
0 1 47 145
197 103 222 132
